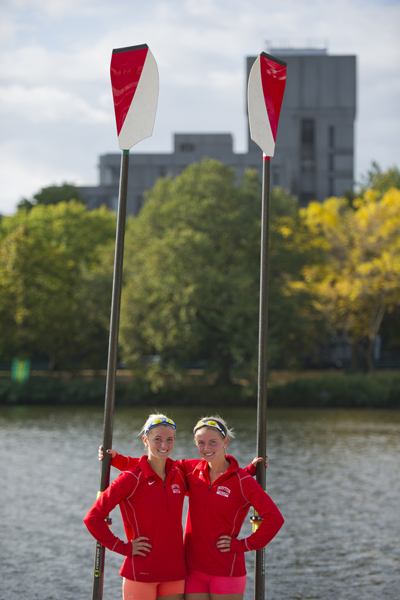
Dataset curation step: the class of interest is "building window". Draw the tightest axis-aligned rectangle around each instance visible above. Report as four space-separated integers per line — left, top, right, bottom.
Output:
300 119 316 203
300 192 315 206
301 119 315 158
179 143 195 152
328 127 335 195
104 168 113 185
329 125 335 148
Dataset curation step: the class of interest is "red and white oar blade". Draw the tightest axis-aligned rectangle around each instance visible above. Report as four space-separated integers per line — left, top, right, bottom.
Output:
247 52 287 157
110 44 159 151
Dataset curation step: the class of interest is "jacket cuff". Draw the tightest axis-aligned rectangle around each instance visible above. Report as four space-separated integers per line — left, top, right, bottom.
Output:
230 537 246 553
247 462 257 476
120 540 133 557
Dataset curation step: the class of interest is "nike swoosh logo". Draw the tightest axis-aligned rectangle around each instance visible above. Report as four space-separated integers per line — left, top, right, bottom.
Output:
148 481 155 485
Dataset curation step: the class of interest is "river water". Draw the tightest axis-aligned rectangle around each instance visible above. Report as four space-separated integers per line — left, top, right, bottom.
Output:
1 406 399 600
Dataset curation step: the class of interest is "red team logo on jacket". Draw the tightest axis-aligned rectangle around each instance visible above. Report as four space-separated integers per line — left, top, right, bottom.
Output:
172 484 181 494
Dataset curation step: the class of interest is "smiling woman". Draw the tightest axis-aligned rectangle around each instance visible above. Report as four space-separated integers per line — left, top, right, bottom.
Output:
84 413 187 600
183 415 283 600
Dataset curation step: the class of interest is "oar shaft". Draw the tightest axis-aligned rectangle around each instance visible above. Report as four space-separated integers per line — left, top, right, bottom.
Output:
254 155 271 600
91 150 130 600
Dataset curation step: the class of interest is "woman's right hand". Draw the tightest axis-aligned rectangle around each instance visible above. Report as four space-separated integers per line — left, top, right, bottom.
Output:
132 536 152 557
252 456 269 469
98 445 117 461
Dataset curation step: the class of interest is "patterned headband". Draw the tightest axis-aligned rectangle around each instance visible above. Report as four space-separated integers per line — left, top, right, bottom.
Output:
144 417 176 435
193 419 227 438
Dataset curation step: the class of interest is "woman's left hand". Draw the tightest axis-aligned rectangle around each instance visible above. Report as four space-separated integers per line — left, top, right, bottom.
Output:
252 456 269 469
216 535 232 553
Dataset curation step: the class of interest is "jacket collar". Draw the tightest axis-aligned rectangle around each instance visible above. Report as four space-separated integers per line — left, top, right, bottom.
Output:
137 454 174 479
193 454 240 479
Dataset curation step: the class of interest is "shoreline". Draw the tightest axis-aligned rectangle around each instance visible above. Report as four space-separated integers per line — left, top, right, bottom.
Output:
1 371 399 409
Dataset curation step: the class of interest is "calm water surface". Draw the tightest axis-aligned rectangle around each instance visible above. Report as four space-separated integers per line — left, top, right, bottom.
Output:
1 406 399 600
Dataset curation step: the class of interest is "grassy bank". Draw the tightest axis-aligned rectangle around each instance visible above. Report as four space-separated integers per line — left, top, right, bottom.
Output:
0 372 399 408
268 373 400 408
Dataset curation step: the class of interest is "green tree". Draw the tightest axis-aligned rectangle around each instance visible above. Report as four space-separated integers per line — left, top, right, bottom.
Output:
0 201 115 368
17 182 85 211
119 159 323 391
75 242 115 367
358 161 400 196
344 162 400 207
268 188 327 369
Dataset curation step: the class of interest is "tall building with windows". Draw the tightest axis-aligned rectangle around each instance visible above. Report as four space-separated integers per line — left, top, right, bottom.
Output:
252 46 356 206
79 47 356 214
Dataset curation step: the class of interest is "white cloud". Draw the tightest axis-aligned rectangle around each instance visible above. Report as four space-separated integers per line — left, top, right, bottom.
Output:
0 142 85 215
3 0 101 19
0 85 110 123
0 44 109 84
0 14 17 44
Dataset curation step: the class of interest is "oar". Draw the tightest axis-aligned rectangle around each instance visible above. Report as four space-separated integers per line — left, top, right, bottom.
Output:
91 43 159 600
247 52 287 600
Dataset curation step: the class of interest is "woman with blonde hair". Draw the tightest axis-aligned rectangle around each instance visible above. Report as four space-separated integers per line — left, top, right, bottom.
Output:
85 414 187 600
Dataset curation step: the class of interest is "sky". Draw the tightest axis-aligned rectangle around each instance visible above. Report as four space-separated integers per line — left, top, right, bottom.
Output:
1 0 399 215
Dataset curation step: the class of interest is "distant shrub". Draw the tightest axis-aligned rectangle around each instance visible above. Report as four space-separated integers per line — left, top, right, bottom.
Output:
0 377 149 406
267 374 400 408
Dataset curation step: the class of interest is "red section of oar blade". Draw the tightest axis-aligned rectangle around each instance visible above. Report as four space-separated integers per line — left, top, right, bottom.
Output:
111 44 149 136
259 53 287 142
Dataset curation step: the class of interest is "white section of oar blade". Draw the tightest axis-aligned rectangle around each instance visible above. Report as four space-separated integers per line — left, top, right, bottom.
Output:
118 49 159 151
248 56 275 157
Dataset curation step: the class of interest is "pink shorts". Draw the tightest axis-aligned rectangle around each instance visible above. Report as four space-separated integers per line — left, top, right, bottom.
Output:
122 578 185 600
185 569 247 595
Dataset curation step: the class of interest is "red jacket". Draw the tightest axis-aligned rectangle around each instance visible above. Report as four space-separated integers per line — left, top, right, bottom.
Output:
181 456 284 577
111 453 284 578
83 456 187 582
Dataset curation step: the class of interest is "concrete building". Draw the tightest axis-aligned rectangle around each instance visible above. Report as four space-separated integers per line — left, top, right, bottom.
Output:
80 133 259 215
255 46 356 206
80 47 356 214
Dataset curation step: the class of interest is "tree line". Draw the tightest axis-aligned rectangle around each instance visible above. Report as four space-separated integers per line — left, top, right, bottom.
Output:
0 160 399 391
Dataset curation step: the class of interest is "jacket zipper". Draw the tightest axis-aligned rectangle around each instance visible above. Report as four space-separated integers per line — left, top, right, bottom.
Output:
164 481 169 509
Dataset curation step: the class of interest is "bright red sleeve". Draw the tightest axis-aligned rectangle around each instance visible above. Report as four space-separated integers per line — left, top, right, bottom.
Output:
244 462 257 476
230 476 284 553
175 458 201 474
111 453 139 471
83 472 134 557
